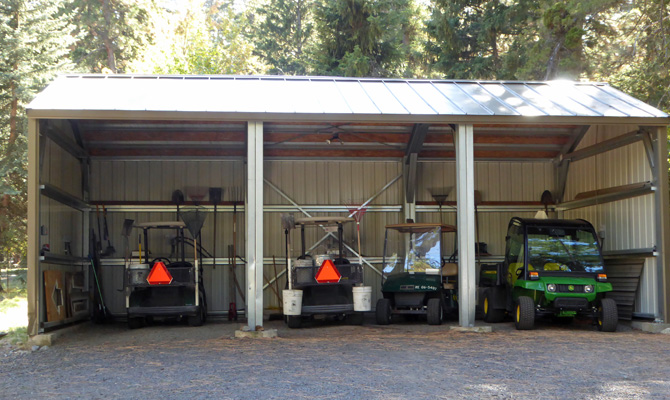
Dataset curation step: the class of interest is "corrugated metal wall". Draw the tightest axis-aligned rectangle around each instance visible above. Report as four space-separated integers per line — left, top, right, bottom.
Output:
564 124 659 315
90 158 554 314
39 138 86 323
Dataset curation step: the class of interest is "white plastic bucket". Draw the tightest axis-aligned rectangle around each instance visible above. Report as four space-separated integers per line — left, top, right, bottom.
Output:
282 289 303 316
352 286 372 311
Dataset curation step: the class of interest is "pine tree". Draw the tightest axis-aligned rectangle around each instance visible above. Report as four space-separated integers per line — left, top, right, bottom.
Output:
311 0 426 77
0 0 75 260
251 0 315 75
68 0 156 73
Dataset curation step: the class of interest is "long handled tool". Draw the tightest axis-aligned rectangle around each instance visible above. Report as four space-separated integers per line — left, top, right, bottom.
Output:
281 214 295 290
172 190 185 259
209 188 223 270
101 205 115 257
95 205 103 255
89 229 108 323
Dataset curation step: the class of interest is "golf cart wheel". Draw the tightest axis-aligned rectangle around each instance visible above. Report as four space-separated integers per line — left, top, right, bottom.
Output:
287 315 301 329
188 307 205 327
427 298 443 325
597 298 618 332
127 317 144 330
483 290 506 323
376 298 392 325
514 296 535 330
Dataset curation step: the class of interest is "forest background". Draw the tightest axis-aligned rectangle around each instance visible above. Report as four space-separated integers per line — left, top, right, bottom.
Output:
0 0 669 264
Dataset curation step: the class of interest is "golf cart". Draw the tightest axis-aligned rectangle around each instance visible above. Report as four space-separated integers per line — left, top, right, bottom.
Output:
480 217 617 331
284 216 365 328
376 223 458 325
125 220 207 329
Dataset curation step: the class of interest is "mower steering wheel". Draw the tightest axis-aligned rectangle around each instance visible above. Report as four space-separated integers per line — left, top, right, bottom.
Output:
151 257 172 266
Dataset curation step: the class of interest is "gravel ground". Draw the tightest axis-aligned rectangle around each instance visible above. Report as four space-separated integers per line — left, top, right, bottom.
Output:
2 317 670 399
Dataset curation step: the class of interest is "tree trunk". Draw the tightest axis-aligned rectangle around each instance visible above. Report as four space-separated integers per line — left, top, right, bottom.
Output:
544 41 562 80
102 0 117 73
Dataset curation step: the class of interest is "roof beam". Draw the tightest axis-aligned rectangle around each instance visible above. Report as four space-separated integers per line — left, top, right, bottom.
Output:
562 128 646 163
405 123 430 156
40 120 88 159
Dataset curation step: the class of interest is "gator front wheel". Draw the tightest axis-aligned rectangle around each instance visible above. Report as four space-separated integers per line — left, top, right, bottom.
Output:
597 298 618 332
514 296 535 330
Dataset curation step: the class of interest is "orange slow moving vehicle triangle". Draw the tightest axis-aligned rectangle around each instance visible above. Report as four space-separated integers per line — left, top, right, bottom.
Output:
315 259 341 283
147 261 173 285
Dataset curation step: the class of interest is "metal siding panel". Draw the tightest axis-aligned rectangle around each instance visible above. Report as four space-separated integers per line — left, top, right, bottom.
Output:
504 83 574 116
432 83 494 115
480 83 545 116
455 83 518 115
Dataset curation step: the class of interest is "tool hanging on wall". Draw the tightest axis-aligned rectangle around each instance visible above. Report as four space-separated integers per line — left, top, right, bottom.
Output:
101 205 115 257
171 190 185 259
88 229 109 323
430 187 454 259
474 190 483 267
95 205 103 255
209 188 223 270
281 214 296 290
122 219 135 266
228 186 244 311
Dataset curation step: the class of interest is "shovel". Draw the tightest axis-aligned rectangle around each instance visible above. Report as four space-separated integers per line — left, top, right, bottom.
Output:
101 205 115 257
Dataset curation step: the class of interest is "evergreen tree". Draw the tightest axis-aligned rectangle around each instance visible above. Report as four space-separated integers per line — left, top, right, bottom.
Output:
0 0 74 260
426 0 534 79
311 0 426 77
69 0 156 73
251 0 315 75
153 0 263 74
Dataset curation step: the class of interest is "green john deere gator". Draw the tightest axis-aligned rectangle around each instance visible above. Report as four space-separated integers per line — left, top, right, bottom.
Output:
480 217 618 332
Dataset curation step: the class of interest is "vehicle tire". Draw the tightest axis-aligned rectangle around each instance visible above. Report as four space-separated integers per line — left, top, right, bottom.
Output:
287 315 301 329
376 298 392 325
483 290 506 323
127 317 144 330
427 298 443 325
597 298 618 332
514 296 535 330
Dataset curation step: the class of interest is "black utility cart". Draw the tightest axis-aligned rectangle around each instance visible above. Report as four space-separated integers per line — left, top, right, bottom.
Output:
125 221 207 329
285 216 365 328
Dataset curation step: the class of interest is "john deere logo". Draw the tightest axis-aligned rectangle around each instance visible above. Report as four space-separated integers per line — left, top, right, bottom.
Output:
568 285 575 291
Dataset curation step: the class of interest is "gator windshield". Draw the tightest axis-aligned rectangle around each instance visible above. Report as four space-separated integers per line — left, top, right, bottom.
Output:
527 226 604 273
383 227 442 275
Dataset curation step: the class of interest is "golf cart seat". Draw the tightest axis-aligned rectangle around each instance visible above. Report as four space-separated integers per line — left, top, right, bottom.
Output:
442 263 458 289
442 263 458 276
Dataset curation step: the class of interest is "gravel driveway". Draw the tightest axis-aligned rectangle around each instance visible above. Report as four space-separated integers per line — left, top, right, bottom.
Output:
2 317 669 399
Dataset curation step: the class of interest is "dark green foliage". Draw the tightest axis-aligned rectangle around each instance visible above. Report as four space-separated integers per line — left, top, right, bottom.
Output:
310 0 425 77
0 0 74 260
252 0 315 75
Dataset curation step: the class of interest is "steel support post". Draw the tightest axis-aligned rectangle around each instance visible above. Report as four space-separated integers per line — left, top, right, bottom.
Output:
649 126 670 322
27 119 41 336
455 124 476 327
245 121 264 329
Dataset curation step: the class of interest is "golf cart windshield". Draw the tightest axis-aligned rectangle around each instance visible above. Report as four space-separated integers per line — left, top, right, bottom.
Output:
527 226 604 273
383 226 442 275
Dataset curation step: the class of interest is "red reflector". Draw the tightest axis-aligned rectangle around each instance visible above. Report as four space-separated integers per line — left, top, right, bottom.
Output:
597 273 607 281
315 259 341 283
529 271 539 280
147 261 173 285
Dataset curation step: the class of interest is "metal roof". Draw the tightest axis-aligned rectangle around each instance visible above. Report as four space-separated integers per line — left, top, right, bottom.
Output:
27 75 669 124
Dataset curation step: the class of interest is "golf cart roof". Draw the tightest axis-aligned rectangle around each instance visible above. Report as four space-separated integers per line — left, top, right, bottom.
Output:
385 223 457 233
294 216 354 226
134 221 186 229
511 217 595 230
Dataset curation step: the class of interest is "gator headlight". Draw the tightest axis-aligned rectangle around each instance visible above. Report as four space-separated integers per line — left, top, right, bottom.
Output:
547 284 557 292
584 285 594 293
